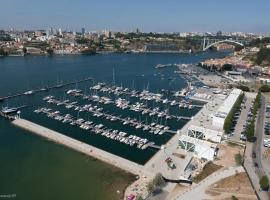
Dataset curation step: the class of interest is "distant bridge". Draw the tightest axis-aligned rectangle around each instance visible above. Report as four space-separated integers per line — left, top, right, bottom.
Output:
202 37 246 51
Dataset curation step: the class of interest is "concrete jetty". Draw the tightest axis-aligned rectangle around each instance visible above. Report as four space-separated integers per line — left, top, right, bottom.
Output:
12 118 148 176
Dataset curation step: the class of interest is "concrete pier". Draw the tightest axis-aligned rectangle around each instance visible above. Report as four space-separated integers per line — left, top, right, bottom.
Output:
12 118 148 176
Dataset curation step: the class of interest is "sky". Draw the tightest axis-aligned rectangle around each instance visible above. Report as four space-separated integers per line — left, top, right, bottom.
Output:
0 0 270 33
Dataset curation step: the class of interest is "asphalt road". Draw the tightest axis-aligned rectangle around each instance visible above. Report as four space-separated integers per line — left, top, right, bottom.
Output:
244 94 269 200
253 94 266 178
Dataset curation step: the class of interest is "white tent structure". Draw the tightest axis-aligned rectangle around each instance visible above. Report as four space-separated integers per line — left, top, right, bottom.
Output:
188 125 223 143
179 135 218 161
212 89 242 128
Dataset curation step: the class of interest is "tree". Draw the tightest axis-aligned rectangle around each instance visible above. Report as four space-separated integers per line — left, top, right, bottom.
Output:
246 92 261 142
0 48 7 56
260 175 269 191
146 173 166 196
46 48 54 56
81 47 96 55
23 47 27 55
234 153 243 166
75 37 90 44
246 120 255 142
223 93 244 134
231 196 238 200
256 48 270 65
136 195 144 200
237 85 250 92
223 64 233 71
234 45 244 52
259 85 270 93
146 181 155 195
152 173 165 187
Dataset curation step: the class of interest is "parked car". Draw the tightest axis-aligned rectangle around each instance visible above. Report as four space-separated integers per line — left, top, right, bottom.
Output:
240 134 247 141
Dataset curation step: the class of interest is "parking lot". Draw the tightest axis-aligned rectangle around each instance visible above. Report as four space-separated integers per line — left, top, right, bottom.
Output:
230 92 256 142
263 103 270 147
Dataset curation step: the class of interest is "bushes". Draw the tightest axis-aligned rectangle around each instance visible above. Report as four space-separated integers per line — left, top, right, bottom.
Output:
260 175 269 191
259 85 270 93
231 196 238 200
223 93 244 134
223 64 233 71
136 195 144 200
237 85 250 92
256 48 270 65
246 121 255 142
234 153 243 166
146 173 166 195
0 48 8 56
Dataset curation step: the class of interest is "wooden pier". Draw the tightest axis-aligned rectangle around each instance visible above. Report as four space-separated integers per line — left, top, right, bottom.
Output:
0 77 93 102
148 144 162 150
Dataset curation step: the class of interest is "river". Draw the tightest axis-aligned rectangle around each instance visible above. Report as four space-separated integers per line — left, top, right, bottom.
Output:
0 52 228 200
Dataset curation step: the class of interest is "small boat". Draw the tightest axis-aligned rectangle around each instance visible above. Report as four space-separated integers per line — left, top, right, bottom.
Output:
24 90 35 95
1 107 18 114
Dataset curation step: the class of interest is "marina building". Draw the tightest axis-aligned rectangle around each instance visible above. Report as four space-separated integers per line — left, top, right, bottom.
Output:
178 135 218 161
212 89 242 129
187 125 223 143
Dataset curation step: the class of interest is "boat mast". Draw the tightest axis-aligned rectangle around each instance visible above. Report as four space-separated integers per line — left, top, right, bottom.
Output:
112 67 115 85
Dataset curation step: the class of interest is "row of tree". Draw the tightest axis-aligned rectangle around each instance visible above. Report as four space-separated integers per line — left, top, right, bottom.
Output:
0 48 8 56
245 92 261 141
223 93 244 134
260 175 269 191
259 85 270 93
255 48 270 65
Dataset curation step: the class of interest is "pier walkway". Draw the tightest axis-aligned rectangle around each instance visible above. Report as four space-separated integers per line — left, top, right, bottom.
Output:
0 77 93 102
12 118 150 176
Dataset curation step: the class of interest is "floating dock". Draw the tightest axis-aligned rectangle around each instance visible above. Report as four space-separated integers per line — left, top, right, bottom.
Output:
0 77 93 102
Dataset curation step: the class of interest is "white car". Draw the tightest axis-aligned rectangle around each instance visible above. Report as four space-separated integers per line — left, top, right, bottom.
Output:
263 139 270 147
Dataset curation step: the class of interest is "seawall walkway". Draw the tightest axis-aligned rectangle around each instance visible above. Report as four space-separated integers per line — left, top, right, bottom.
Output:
12 118 148 176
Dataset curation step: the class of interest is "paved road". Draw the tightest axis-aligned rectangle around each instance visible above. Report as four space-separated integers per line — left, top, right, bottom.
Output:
244 94 269 200
174 166 245 200
253 94 266 178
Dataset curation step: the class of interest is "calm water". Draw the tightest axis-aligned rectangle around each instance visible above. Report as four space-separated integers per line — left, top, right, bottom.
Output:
0 52 228 200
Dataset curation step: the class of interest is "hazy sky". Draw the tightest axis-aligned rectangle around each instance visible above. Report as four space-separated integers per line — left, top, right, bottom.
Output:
1 0 269 33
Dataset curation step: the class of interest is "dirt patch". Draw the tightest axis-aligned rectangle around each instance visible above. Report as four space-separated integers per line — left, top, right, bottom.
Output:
205 190 221 196
205 172 257 200
215 144 244 167
172 153 186 159
165 183 188 200
193 162 222 183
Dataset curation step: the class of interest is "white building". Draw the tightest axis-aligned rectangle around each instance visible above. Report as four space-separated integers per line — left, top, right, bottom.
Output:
179 135 217 161
188 125 223 143
212 89 242 129
259 77 270 84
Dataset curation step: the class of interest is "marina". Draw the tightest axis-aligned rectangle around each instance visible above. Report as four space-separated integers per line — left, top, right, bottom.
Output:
34 107 157 150
12 118 146 175
0 52 230 199
0 55 208 164
1 76 203 165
